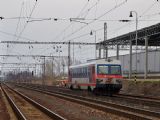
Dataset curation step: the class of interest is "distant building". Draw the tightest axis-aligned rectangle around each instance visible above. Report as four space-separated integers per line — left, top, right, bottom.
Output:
109 50 160 78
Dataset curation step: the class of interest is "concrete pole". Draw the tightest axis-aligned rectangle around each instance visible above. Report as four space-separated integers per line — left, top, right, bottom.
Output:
68 41 71 81
58 51 61 75
105 46 108 59
99 46 101 59
129 40 132 79
94 31 97 59
52 56 54 77
43 56 45 85
144 37 148 79
104 22 107 59
35 64 36 77
116 45 119 60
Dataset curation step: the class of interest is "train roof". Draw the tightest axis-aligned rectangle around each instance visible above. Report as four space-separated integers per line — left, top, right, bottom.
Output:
70 59 121 68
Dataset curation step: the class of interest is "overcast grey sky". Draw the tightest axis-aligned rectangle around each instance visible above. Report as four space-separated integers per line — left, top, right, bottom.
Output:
0 0 160 67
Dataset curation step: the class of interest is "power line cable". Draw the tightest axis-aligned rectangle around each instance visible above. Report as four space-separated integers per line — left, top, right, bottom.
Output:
53 0 99 42
77 0 90 18
103 1 160 40
7 2 25 59
0 30 36 42
60 0 127 42
140 12 160 18
3 16 160 22
16 0 38 41
14 2 24 40
139 1 157 18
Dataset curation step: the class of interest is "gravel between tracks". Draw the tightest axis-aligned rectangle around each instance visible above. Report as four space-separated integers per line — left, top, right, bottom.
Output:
13 86 129 120
45 86 160 112
0 87 11 120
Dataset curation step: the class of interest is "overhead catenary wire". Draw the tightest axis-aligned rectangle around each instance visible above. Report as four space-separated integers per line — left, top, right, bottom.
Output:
59 0 128 42
5 2 25 61
77 0 90 18
139 1 157 18
0 26 102 43
66 0 160 62
0 30 36 42
14 2 24 40
1 1 38 61
140 12 160 18
3 16 160 24
16 0 38 41
108 0 160 38
52 0 94 42
1 0 160 64
81 0 100 19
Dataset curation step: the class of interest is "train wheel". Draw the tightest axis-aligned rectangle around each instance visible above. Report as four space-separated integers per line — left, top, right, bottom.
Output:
87 86 91 92
108 92 113 97
107 86 113 97
70 85 73 90
78 85 81 90
93 88 99 95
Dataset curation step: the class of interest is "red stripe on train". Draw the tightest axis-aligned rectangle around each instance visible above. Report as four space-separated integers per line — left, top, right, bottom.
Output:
97 74 123 78
78 83 96 86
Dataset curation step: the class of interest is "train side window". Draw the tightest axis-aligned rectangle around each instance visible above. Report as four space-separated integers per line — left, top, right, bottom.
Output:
78 68 81 78
83 68 85 77
76 68 78 78
87 67 89 77
71 70 73 77
72 69 74 77
81 68 84 78
79 68 80 78
81 68 83 78
73 69 75 77
75 68 77 78
78 68 80 78
85 67 87 77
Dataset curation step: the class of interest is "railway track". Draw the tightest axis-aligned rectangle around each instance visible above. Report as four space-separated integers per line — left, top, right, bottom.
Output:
10 83 160 120
113 93 160 107
117 93 160 101
17 83 160 108
1 84 66 120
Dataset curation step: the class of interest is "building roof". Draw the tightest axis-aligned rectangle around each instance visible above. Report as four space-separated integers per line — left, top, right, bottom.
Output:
99 22 160 46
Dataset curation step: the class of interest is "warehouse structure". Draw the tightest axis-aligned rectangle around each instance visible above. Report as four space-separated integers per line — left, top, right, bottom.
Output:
109 50 160 78
97 22 160 79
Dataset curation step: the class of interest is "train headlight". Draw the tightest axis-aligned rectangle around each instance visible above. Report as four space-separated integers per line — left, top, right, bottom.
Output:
104 78 112 83
116 79 122 84
96 79 103 83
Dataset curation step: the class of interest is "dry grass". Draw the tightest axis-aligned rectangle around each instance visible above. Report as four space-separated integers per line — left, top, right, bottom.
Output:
122 79 160 97
31 76 60 86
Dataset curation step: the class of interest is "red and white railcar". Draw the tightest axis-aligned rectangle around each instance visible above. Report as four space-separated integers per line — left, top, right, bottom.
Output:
68 59 123 95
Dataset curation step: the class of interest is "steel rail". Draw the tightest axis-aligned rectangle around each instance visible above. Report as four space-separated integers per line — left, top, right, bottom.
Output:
114 94 160 106
2 83 66 120
14 83 160 120
1 85 27 120
117 93 160 101
18 83 160 107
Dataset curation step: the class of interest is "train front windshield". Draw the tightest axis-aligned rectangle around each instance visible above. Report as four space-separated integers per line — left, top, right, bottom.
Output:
97 65 109 74
97 65 121 75
110 66 121 75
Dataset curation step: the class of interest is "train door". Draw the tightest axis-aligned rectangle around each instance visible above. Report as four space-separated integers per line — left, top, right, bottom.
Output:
88 66 92 83
92 66 95 83
89 65 95 83
68 69 72 82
